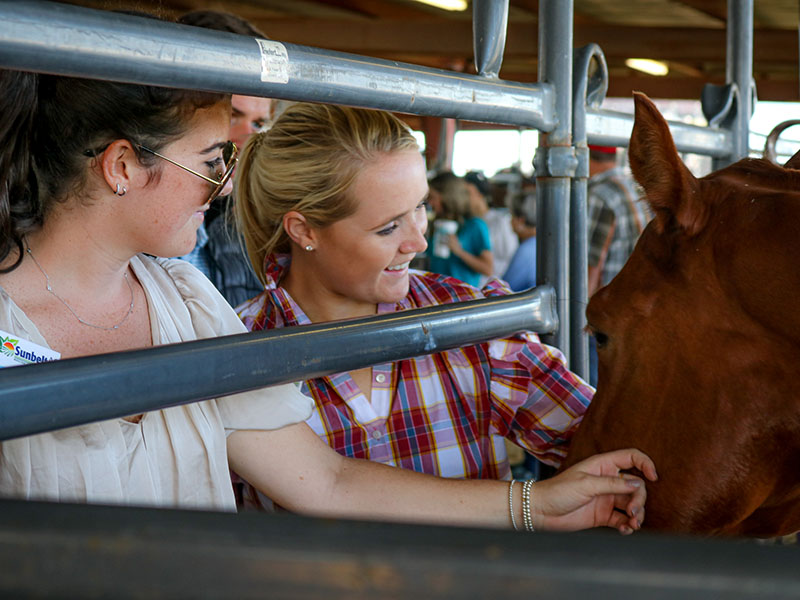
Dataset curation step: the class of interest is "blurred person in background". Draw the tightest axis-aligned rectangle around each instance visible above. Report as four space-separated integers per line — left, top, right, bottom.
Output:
428 172 493 287
503 187 537 292
465 171 517 286
586 144 652 386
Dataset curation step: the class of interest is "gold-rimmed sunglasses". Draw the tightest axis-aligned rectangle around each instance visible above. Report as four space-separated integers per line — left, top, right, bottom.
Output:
84 141 239 204
138 141 238 204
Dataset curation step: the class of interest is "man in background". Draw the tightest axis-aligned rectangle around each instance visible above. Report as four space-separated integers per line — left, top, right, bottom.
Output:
586 144 652 385
502 184 537 292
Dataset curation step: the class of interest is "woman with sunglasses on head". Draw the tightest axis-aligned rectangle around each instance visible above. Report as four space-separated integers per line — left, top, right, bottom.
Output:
233 103 656 532
0 67 654 533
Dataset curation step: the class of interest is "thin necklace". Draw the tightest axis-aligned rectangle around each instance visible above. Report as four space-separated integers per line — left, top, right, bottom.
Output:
26 245 135 331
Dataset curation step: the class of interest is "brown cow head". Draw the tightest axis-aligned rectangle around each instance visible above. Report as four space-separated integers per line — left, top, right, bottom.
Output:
565 93 800 537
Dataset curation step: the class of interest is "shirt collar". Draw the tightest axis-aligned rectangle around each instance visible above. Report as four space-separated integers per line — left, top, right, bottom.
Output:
263 252 291 290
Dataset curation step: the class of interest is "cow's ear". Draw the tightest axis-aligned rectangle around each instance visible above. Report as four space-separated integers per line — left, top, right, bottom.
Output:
784 149 800 170
628 92 706 236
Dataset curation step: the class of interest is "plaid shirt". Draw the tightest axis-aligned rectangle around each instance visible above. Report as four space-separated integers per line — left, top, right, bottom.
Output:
238 254 593 481
587 166 652 286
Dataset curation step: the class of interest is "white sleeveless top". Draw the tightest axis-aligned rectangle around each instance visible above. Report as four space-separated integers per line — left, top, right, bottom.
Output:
0 255 312 511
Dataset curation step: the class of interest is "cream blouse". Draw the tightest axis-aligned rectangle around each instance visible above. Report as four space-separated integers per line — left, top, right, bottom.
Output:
0 255 312 511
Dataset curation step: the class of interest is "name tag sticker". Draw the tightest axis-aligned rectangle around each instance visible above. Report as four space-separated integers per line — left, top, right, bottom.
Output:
0 330 61 368
256 39 289 84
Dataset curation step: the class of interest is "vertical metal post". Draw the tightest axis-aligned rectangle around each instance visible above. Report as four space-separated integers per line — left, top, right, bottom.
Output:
472 0 509 78
570 44 608 382
727 0 754 161
535 0 575 359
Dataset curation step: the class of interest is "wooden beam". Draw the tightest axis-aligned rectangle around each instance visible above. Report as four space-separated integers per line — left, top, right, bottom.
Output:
673 0 727 23
307 0 441 20
604 75 799 102
508 0 539 20
263 20 795 64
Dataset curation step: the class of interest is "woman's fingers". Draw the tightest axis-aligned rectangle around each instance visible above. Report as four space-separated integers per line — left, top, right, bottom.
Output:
586 474 647 529
627 500 645 528
605 509 637 534
627 448 658 482
583 448 659 482
587 473 645 497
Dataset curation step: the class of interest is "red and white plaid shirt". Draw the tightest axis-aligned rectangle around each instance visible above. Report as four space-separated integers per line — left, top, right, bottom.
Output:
238 254 593 481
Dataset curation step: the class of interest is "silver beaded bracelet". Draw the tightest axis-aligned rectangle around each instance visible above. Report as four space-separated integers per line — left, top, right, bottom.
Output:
508 479 519 531
521 479 535 532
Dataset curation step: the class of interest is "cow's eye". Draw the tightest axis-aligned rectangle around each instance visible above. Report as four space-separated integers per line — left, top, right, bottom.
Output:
593 330 609 349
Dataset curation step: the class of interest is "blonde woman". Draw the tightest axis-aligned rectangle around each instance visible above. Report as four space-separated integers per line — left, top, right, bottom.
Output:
234 103 654 532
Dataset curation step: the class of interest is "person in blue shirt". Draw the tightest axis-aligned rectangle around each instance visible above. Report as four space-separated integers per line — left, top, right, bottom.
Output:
428 173 493 287
503 188 537 291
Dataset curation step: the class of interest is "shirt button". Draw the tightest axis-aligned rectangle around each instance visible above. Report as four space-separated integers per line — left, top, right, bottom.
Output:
375 373 386 383
372 430 383 440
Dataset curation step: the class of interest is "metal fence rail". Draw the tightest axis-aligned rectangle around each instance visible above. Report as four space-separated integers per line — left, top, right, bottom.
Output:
586 107 732 157
0 0 732 155
0 498 797 599
0 286 556 441
0 0 554 130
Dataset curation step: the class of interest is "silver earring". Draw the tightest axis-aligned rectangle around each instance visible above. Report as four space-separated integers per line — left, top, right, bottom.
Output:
115 183 127 197
304 245 314 252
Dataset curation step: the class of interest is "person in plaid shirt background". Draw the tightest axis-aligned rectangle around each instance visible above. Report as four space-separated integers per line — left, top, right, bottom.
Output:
586 145 653 386
232 102 652 531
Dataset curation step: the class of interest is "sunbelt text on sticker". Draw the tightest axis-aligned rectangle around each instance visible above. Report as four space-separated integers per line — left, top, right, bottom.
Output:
0 329 61 368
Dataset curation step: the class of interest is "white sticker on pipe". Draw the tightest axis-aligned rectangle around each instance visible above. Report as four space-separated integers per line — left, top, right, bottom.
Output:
256 39 289 84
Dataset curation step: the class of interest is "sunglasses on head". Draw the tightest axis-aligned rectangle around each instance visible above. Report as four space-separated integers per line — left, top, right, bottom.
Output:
138 141 239 204
84 141 239 204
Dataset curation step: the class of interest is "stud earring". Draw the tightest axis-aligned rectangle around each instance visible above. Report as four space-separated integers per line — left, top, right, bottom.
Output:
304 245 314 252
115 183 127 197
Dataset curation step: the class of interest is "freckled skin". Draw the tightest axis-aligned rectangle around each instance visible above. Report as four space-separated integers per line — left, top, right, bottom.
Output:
125 103 232 258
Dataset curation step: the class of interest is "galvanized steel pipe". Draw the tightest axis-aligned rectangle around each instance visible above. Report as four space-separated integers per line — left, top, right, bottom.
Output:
535 0 575 361
569 44 608 381
586 108 733 157
472 0 509 78
0 0 555 130
727 0 754 161
0 286 557 441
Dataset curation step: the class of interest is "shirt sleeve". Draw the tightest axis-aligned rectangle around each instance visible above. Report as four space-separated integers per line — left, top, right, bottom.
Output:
587 193 615 267
474 218 492 253
501 240 536 292
159 258 313 434
479 279 594 467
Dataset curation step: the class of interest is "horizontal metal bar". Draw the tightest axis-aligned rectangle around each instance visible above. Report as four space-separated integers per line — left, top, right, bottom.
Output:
0 286 556 441
0 0 554 129
0 499 798 599
587 107 733 157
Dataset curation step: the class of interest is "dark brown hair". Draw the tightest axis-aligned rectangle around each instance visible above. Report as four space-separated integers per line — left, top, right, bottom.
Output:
0 69 226 272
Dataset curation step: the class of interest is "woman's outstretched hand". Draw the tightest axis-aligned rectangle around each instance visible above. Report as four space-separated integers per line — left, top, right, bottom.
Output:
533 449 658 534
